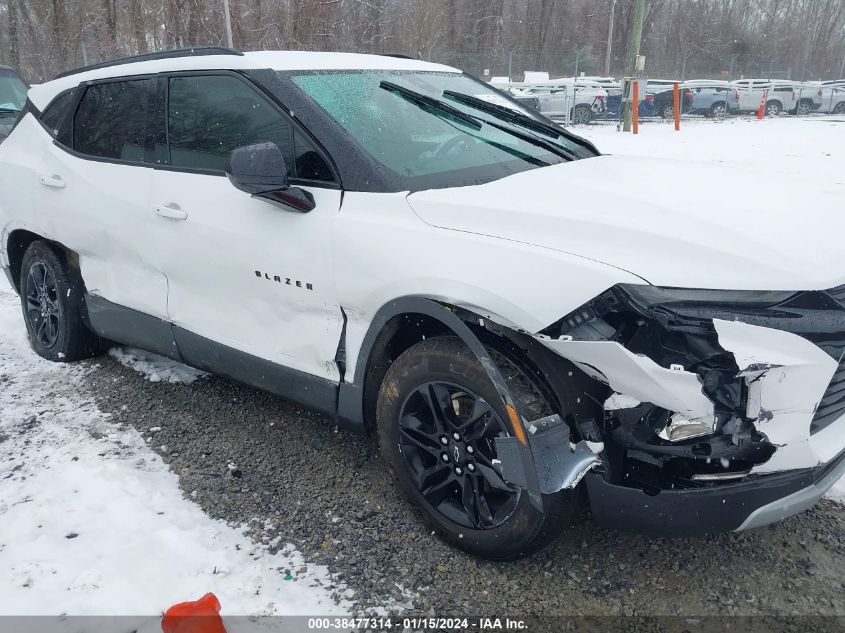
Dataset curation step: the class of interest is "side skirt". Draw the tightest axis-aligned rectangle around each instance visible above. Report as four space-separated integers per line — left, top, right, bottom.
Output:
85 293 339 418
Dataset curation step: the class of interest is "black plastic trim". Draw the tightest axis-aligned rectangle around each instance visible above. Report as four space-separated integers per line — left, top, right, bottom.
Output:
85 292 338 418
54 47 243 80
585 465 819 536
174 328 338 418
339 296 544 509
86 293 179 359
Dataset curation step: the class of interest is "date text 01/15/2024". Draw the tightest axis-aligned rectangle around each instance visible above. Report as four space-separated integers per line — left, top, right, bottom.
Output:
306 617 528 630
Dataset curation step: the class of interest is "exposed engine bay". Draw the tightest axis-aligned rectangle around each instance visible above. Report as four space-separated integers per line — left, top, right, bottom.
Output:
531 284 845 495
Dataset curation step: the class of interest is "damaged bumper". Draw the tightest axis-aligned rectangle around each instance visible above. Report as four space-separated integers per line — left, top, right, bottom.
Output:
586 448 845 536
506 283 845 534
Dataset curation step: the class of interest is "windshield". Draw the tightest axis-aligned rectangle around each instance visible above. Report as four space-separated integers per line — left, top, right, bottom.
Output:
0 69 27 113
288 70 594 186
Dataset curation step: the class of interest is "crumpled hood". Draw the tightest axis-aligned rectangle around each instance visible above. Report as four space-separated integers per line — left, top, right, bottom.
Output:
407 154 845 291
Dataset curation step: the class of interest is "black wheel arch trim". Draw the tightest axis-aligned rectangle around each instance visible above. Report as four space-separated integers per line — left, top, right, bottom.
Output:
339 296 546 509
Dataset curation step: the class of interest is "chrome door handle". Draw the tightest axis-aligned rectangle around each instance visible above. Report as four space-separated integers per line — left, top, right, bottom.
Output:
39 175 66 189
154 204 188 221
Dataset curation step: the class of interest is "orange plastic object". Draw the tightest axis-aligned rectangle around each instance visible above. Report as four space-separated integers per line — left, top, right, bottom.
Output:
161 593 227 633
757 90 767 119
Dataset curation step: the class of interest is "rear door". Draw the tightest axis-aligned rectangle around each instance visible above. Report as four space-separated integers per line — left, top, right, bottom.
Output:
148 72 345 382
32 78 169 325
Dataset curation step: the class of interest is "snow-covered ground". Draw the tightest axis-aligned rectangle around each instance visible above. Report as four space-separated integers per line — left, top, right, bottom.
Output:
0 277 350 626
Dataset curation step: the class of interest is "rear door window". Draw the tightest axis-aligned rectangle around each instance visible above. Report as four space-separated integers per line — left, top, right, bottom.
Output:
41 89 78 144
73 80 151 162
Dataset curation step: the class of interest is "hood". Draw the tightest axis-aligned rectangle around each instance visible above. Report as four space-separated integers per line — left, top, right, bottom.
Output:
407 154 845 291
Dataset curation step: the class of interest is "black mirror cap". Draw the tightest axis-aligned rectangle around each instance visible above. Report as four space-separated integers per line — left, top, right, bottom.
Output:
225 142 289 194
255 188 316 213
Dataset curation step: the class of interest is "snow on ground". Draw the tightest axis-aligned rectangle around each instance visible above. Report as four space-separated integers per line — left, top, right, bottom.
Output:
579 115 845 504
0 276 350 626
109 346 208 385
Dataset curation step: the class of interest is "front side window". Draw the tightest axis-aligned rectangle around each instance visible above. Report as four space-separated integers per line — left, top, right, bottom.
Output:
289 70 593 187
73 80 150 161
167 74 333 182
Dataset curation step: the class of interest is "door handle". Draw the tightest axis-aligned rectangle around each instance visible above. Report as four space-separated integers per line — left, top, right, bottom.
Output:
39 175 66 189
154 204 188 221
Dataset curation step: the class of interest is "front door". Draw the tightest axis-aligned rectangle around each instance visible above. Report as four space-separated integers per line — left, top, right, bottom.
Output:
148 72 344 382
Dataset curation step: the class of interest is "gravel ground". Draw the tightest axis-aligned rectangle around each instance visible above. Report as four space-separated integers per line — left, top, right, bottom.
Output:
84 354 845 618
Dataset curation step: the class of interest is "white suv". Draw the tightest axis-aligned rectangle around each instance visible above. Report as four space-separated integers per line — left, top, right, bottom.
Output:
2 48 845 559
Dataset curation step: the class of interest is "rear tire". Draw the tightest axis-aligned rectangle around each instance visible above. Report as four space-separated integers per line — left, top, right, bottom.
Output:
376 336 577 560
19 241 104 362
765 100 782 117
709 102 728 118
571 105 592 125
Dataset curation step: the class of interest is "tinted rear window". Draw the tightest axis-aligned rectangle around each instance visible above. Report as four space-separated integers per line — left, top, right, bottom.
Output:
41 90 77 144
73 80 151 161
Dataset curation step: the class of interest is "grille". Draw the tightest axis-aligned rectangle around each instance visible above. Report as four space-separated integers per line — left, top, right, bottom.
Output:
812 358 845 434
810 284 845 434
829 284 845 306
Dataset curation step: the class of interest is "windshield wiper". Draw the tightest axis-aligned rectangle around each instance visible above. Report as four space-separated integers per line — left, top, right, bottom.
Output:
443 90 580 161
379 80 573 162
379 81 481 130
443 90 563 139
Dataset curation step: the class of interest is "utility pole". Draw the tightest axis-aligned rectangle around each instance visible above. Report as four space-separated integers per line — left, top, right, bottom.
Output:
223 0 234 49
604 0 616 77
623 0 646 132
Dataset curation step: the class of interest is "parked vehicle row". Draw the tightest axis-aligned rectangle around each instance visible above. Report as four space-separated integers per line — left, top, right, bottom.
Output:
494 74 845 124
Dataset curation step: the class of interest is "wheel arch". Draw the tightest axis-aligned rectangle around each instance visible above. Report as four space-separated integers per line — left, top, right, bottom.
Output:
337 296 605 439
6 229 81 294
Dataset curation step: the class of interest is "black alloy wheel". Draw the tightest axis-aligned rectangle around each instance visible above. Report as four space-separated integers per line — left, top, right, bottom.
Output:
377 336 579 559
397 380 520 530
19 240 105 362
24 261 61 348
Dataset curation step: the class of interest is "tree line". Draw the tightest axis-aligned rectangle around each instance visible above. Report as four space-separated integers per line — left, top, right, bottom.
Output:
2 0 845 83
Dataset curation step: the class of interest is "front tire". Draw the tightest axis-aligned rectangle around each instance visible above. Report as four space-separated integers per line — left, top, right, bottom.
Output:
20 241 104 362
376 336 576 560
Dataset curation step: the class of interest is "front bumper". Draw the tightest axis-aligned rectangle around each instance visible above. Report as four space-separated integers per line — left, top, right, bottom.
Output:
586 447 845 536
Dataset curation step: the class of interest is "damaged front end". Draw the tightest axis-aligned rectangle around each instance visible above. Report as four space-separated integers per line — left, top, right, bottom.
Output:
526 284 845 534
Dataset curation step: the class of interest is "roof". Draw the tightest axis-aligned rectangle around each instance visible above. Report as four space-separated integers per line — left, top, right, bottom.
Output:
28 50 460 110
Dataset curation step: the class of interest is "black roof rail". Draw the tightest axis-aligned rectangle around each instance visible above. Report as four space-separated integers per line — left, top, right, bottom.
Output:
54 46 243 80
380 53 416 60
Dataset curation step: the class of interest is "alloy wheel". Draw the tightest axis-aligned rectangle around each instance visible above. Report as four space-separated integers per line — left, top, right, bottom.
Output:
766 103 780 117
572 107 591 125
397 381 520 530
25 262 61 348
797 102 811 116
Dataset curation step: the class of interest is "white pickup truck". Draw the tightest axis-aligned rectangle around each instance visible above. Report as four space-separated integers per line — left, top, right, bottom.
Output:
731 79 820 116
508 79 608 124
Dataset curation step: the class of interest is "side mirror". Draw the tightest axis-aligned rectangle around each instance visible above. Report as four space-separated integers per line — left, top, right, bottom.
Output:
225 142 315 213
